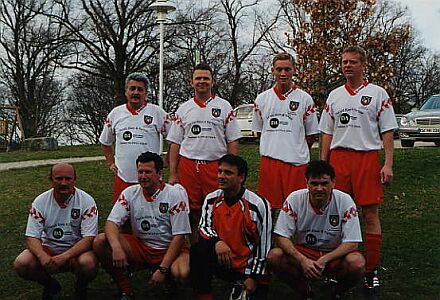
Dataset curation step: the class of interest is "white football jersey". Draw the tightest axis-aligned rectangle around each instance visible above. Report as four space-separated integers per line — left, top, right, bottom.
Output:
107 183 191 249
274 189 362 252
99 103 171 182
166 96 242 161
25 188 98 254
252 86 319 165
319 83 398 151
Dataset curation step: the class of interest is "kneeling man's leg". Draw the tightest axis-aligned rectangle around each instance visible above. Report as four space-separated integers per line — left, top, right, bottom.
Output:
13 249 61 296
267 247 311 297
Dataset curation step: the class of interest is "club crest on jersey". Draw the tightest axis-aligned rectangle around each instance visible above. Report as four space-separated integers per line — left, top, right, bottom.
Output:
71 208 80 220
289 101 299 111
144 115 153 124
212 108 221 118
159 202 169 213
361 95 372 106
329 215 339 226
53 228 64 239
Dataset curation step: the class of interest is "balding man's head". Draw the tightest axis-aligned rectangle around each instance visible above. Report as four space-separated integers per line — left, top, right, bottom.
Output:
50 163 76 202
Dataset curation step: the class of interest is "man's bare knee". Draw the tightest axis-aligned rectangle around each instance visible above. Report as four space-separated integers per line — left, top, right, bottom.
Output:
267 247 284 267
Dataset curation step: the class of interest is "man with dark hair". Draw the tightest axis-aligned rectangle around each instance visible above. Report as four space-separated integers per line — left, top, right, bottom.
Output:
319 45 398 293
268 160 365 300
191 154 272 300
167 63 241 237
94 152 191 300
100 72 171 203
14 163 98 299
252 52 319 218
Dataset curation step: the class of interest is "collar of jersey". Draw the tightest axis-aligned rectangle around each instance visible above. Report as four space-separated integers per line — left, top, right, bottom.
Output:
344 80 369 96
221 186 246 207
193 94 215 108
126 101 147 115
142 181 165 202
273 85 297 101
309 191 332 215
53 189 75 208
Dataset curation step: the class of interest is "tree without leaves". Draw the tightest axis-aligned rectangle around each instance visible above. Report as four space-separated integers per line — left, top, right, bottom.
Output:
62 73 114 144
51 0 184 106
0 0 70 138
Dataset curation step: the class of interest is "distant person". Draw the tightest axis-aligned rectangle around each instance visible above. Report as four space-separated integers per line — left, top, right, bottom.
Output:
268 160 365 300
319 45 398 293
13 163 98 299
191 154 272 300
100 72 171 203
93 152 191 300
167 63 241 237
252 52 319 218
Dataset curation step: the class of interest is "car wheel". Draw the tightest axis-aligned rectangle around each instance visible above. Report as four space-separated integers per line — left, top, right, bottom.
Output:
401 140 415 147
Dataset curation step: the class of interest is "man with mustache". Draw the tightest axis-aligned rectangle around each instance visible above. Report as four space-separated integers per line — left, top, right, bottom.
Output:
252 52 319 220
100 72 171 203
94 152 191 300
13 163 98 299
167 63 241 238
268 160 364 300
191 154 272 300
319 46 398 294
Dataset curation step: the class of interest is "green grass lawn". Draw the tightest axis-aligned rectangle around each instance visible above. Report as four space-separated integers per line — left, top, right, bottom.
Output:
0 144 103 163
0 144 439 299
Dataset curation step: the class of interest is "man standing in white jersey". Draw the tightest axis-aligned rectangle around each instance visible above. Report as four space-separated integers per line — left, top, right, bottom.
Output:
167 63 241 236
268 160 365 300
100 72 171 203
319 46 398 294
14 163 99 299
252 52 319 216
93 152 191 300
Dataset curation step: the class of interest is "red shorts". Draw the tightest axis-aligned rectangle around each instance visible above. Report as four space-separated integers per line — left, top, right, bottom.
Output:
113 175 136 203
330 149 383 206
295 245 361 276
178 156 218 210
123 234 188 269
258 156 308 209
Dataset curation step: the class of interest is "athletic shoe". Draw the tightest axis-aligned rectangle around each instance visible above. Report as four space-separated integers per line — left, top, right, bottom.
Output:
229 282 248 300
42 278 61 300
364 269 380 295
117 292 134 300
330 292 343 300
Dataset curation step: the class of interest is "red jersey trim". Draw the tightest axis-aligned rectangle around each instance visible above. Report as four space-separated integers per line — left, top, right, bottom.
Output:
273 85 297 101
126 101 147 115
193 95 215 108
53 189 75 208
344 81 369 96
142 181 166 202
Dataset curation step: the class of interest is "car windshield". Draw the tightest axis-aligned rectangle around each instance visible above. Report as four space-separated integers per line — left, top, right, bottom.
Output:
235 106 253 118
420 95 440 110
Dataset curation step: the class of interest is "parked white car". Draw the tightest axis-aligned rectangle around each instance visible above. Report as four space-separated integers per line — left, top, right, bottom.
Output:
234 104 258 140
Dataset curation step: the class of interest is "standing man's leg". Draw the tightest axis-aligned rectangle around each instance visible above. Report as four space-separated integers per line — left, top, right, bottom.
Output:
362 204 382 292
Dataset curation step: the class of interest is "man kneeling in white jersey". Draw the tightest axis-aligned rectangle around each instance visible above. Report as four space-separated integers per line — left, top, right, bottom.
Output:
267 160 365 300
13 163 99 299
94 152 191 300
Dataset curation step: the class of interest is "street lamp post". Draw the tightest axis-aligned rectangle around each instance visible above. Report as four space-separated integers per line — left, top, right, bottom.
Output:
148 0 176 154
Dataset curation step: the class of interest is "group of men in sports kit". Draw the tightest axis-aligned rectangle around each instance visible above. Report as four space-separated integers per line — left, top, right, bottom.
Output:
13 45 398 300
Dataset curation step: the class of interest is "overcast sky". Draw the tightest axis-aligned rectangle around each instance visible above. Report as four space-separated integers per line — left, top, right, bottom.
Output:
396 0 440 51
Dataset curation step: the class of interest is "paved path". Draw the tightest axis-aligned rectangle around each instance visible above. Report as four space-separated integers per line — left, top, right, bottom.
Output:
0 156 105 172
